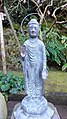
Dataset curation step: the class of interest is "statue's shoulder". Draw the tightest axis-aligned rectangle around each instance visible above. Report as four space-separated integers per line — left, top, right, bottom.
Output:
39 40 44 47
24 39 29 46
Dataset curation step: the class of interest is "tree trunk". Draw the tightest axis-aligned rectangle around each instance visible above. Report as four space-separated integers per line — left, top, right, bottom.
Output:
0 13 7 74
4 6 21 53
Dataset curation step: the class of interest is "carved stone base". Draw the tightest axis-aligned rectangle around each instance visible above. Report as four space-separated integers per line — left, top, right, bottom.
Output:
11 96 60 119
21 96 48 115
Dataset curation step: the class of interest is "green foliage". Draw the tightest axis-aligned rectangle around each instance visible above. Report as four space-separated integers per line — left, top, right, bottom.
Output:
61 35 67 71
5 0 25 23
18 32 29 44
13 23 20 31
62 63 67 71
4 0 36 23
61 35 67 48
44 28 66 68
0 71 25 94
4 28 21 69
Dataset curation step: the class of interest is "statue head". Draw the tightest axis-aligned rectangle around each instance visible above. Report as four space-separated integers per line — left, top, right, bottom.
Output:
28 19 40 38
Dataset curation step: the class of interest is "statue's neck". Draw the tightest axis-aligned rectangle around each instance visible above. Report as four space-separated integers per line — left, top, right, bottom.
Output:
29 37 38 43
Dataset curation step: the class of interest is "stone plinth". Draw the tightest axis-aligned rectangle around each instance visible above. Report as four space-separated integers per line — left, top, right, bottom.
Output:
11 96 60 119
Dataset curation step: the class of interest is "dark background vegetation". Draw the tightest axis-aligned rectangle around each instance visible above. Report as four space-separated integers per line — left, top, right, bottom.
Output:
0 0 67 71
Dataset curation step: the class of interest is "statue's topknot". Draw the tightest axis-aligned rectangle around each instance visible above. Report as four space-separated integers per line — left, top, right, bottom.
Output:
28 19 39 26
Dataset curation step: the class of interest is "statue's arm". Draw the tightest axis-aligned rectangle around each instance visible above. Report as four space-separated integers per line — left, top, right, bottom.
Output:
42 44 48 80
42 45 46 70
21 45 26 61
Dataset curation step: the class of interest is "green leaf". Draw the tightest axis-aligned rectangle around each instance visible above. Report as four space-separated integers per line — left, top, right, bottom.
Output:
10 79 14 84
2 76 7 82
65 43 67 48
9 88 18 94
55 57 61 65
62 63 67 71
1 83 10 91
48 47 55 56
0 81 2 87
59 53 66 62
7 72 13 78
0 71 3 77
13 76 19 80
6 77 11 81
11 81 17 88
61 35 67 41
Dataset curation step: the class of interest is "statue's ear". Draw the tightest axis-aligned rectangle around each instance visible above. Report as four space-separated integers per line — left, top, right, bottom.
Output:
28 25 30 32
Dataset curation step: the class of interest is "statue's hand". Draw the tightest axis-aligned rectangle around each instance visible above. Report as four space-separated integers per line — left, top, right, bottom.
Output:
21 45 26 61
42 69 48 80
21 45 26 57
21 52 25 57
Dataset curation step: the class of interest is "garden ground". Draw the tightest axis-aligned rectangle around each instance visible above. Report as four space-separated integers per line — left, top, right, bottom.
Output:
9 70 67 92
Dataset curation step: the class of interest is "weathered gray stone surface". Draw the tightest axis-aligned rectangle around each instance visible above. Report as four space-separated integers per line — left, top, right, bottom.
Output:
0 93 7 119
11 102 60 119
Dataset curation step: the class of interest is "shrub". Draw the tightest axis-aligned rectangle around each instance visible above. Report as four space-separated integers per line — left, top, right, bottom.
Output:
0 71 25 94
44 28 66 69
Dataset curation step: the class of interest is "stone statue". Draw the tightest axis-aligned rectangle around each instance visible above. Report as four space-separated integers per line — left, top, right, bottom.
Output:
13 19 60 119
21 19 48 97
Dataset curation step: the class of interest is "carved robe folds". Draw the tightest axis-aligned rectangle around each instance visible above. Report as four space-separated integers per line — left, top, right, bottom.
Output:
22 38 46 97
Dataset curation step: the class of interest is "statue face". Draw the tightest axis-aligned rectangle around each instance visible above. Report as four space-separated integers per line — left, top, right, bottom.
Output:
28 24 39 38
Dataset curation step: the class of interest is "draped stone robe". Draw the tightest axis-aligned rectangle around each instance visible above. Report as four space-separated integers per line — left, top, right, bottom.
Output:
22 38 46 97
